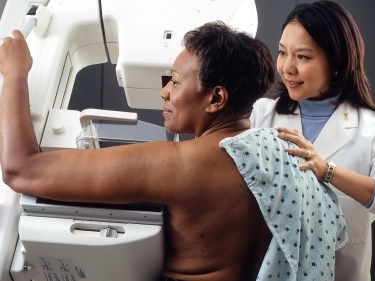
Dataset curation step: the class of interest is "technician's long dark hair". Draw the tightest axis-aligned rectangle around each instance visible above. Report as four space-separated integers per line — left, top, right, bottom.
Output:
275 0 375 114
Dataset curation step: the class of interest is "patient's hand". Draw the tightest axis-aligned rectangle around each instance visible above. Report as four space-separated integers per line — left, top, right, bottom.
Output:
277 127 328 180
0 30 32 79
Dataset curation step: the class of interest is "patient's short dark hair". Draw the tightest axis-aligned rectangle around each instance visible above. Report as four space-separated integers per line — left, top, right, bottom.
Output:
183 21 275 117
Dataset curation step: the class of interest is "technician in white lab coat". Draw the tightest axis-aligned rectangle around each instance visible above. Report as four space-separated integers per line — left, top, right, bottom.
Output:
250 1 375 281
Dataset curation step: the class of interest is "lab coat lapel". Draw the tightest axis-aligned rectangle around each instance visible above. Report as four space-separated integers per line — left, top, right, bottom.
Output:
314 103 357 160
273 109 303 132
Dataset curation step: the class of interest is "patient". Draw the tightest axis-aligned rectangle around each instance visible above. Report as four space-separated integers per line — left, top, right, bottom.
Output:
0 22 346 280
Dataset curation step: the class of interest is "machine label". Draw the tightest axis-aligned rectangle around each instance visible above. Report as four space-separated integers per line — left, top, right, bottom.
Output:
39 257 86 281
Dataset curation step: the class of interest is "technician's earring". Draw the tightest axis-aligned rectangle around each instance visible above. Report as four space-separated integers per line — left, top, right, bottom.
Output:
333 71 338 76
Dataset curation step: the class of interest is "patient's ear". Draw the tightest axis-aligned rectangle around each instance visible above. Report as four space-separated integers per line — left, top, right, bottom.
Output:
207 86 229 113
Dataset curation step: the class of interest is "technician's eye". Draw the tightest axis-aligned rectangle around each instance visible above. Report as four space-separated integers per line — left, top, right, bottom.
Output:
297 54 310 60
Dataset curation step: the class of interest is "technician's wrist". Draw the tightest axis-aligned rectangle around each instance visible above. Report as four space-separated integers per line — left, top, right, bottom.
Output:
323 161 336 183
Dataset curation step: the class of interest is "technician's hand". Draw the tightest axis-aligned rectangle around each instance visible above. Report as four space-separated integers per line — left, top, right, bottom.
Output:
0 30 32 78
277 127 328 180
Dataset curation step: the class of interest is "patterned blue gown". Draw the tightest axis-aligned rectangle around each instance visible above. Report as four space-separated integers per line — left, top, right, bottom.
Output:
220 128 347 281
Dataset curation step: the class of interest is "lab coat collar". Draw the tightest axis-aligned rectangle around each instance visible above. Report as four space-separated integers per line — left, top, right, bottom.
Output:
314 102 357 160
272 102 357 160
272 109 303 132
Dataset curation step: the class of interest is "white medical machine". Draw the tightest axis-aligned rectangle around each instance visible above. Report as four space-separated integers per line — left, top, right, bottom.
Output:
0 0 258 280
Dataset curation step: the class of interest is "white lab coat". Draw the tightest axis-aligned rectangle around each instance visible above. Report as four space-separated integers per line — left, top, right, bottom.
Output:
250 98 375 281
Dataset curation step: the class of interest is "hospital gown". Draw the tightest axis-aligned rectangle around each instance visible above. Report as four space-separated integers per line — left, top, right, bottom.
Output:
219 128 347 281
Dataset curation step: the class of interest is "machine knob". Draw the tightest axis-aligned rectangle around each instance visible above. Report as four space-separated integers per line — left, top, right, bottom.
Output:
100 227 118 238
52 120 65 134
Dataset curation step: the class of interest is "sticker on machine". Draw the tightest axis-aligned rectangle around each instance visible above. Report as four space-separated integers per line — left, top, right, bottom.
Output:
39 257 86 281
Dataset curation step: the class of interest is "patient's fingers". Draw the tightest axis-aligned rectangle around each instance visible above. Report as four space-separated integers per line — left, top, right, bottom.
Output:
2 37 12 44
0 30 32 76
12 30 25 41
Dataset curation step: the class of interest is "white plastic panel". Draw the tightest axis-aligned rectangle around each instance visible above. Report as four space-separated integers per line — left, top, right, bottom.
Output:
0 179 21 281
102 0 258 109
11 216 164 281
26 0 107 144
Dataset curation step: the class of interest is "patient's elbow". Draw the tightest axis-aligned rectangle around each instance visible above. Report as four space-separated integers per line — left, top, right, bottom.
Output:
1 164 24 193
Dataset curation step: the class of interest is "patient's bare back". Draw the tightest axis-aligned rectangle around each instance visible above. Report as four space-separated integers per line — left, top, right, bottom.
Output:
161 134 272 281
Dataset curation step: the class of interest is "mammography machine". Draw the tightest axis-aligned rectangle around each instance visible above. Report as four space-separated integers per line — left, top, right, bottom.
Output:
0 0 258 280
